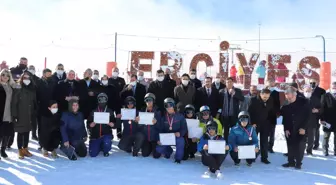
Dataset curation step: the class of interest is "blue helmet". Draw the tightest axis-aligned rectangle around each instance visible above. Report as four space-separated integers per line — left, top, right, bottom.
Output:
200 105 210 113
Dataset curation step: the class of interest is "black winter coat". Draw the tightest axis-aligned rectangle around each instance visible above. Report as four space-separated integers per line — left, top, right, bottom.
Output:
108 77 126 95
37 78 56 116
120 83 147 111
77 79 100 119
320 93 336 132
306 96 321 129
53 80 79 112
148 80 175 113
219 87 244 118
86 107 116 139
99 84 122 114
248 96 274 130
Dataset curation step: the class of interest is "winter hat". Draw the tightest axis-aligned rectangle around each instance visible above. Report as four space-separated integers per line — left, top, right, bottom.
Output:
97 93 108 104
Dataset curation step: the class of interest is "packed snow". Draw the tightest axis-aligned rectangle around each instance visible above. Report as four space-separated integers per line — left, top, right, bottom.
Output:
0 124 335 185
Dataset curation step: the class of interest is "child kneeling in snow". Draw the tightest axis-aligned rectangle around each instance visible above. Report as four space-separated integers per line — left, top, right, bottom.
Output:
87 93 116 157
228 111 259 166
198 120 229 178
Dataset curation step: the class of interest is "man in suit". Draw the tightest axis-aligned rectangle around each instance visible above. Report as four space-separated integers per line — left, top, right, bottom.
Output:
120 74 147 110
189 69 202 90
196 77 220 117
218 77 245 141
240 85 258 112
266 79 281 153
309 78 326 150
211 73 226 92
174 74 196 113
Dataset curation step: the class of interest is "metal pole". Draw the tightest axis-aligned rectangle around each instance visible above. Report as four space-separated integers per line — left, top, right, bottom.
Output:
258 23 261 62
114 32 117 62
316 35 326 62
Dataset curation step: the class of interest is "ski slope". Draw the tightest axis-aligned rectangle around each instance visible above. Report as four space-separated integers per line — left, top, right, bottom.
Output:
0 125 335 185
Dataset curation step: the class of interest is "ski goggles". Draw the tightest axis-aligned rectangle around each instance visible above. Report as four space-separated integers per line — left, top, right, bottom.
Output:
98 97 108 104
201 111 210 116
164 102 175 108
185 110 194 115
207 126 217 131
126 101 135 105
144 98 154 103
239 117 249 123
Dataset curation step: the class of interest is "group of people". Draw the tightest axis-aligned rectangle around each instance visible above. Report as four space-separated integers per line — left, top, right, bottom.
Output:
0 57 335 178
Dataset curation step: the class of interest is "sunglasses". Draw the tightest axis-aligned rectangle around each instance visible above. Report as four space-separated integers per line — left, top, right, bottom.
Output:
145 98 153 103
127 101 135 105
207 126 216 131
239 118 249 122
202 111 210 116
186 110 194 114
164 102 174 108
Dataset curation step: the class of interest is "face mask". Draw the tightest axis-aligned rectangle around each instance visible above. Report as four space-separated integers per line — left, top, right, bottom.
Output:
56 70 64 76
199 76 205 81
112 72 119 77
157 76 164 82
130 81 136 86
93 75 99 80
19 64 27 69
182 80 189 86
215 78 221 84
269 87 275 91
28 70 35 75
23 79 30 86
84 77 90 80
138 76 144 81
304 92 312 98
50 108 58 114
102 80 108 86
310 82 316 88
190 75 196 80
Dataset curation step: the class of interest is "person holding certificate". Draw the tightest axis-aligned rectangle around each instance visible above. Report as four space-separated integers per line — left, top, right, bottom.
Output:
199 106 223 137
60 100 88 161
87 93 116 157
182 104 198 160
118 96 144 157
197 120 229 179
156 98 187 164
139 93 161 158
228 111 259 166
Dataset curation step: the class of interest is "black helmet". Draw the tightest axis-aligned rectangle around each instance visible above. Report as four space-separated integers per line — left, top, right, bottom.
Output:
206 120 218 132
238 111 249 123
125 96 136 105
144 93 156 102
164 98 175 108
185 104 195 112
97 93 108 104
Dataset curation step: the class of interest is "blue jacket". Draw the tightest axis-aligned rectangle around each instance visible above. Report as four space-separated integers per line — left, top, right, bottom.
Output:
255 64 266 78
197 134 225 152
228 123 259 150
121 110 140 137
60 112 87 143
139 106 162 141
158 112 187 137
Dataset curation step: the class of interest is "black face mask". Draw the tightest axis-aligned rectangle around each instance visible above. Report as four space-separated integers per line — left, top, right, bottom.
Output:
310 82 316 88
98 103 107 108
19 64 27 69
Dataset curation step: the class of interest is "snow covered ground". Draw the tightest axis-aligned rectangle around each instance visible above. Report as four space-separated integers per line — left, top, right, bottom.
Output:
0 125 335 185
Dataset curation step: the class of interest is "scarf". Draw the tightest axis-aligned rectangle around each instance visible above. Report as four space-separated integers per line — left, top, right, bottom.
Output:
222 88 234 117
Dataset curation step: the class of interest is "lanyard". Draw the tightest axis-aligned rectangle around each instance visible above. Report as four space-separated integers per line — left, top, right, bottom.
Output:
166 113 174 130
97 106 107 112
243 127 253 138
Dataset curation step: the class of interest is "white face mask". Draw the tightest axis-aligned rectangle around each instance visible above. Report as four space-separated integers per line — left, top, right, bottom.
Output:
56 70 64 76
130 81 136 86
157 76 164 82
215 78 221 84
304 92 312 98
92 75 99 80
182 80 189 86
190 75 196 80
23 79 31 85
51 108 58 114
28 70 35 75
138 76 144 81
102 80 108 85
112 72 119 78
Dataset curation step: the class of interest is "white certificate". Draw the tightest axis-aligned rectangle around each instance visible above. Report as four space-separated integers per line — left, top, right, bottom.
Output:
238 145 256 159
138 112 154 125
186 119 199 130
208 140 226 154
159 133 176 146
121 109 136 120
93 112 110 124
188 127 203 139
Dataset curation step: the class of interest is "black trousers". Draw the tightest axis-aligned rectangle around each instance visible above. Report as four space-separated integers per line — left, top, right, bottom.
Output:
31 114 39 137
314 124 320 147
230 151 258 164
268 124 276 149
0 122 12 149
40 129 61 151
306 127 316 153
257 126 269 160
221 116 237 141
183 138 197 160
323 131 336 154
61 140 87 159
287 138 306 165
201 150 227 172
118 132 144 154
141 140 160 158
17 132 30 149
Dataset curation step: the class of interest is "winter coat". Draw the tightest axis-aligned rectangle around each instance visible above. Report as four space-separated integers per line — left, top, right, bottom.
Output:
158 112 187 137
320 93 336 132
218 87 245 118
120 82 147 110
11 84 37 133
77 79 100 119
53 79 79 112
174 84 196 113
237 65 244 76
230 66 237 78
248 95 274 129
60 112 87 143
228 123 259 150
197 135 225 152
121 110 140 137
211 82 226 92
280 97 310 140
108 77 126 95
139 106 161 141
37 77 56 116
148 80 176 113
199 118 223 136
306 96 321 129
190 78 202 90
0 84 13 122
41 112 61 133
98 84 122 114
276 63 286 83
10 65 26 81
255 64 266 78
52 72 66 84
269 90 280 124
86 107 116 139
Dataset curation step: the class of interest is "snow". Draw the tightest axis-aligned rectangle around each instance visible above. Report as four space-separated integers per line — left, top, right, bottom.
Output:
0 126 335 185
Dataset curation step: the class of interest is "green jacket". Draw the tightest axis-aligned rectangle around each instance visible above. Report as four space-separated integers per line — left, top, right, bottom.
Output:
199 118 223 136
